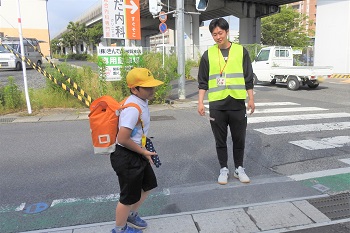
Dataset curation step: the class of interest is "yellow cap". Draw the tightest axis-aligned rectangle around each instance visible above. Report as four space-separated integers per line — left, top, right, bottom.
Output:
126 68 164 88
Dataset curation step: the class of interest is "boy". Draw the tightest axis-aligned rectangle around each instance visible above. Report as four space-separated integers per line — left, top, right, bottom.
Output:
111 67 163 233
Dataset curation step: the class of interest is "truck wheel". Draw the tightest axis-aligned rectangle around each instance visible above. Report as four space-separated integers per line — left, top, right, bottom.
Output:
253 73 258 85
287 77 300 90
308 81 319 89
270 79 276 85
15 62 22 71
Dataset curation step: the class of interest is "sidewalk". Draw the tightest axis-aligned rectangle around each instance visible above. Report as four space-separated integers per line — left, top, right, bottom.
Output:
19 193 350 233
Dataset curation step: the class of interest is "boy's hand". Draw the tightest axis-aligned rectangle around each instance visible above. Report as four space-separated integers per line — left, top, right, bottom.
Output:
142 149 156 165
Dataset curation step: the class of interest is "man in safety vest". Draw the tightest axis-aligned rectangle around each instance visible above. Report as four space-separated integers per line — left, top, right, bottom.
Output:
197 17 255 185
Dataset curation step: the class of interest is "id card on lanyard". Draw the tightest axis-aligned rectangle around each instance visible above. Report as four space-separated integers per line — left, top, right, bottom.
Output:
216 73 226 86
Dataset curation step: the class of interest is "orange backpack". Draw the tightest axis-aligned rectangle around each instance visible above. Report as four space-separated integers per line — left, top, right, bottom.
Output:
88 95 141 155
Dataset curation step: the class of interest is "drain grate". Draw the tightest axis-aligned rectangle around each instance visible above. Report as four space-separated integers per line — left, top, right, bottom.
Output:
308 192 350 220
151 115 175 121
0 118 17 123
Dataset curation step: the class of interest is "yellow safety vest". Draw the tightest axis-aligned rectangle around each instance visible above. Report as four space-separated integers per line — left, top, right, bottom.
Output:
208 43 246 102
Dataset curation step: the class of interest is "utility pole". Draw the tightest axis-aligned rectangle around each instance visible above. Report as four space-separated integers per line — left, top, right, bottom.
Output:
176 0 186 100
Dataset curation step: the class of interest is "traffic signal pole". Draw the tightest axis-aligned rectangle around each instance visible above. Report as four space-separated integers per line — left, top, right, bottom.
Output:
176 0 186 100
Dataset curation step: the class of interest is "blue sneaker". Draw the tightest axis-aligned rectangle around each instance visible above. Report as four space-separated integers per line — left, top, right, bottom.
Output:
111 225 143 233
127 212 147 229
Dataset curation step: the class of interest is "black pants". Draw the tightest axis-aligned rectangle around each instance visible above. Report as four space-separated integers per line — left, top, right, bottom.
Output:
209 109 247 169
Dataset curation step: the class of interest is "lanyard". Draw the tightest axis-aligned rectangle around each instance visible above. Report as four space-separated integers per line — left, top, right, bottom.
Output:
218 43 231 77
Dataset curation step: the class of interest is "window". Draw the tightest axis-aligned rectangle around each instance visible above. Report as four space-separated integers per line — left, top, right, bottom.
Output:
275 49 289 57
256 49 270 61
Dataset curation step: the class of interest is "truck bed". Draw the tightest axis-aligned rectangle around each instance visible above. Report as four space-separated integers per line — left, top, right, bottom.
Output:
270 66 333 76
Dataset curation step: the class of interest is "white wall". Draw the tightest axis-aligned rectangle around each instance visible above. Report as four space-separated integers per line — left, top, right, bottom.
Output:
199 26 239 55
0 0 48 29
314 0 350 73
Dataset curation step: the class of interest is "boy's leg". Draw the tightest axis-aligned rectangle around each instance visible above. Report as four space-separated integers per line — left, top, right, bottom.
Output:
115 202 132 227
130 190 150 212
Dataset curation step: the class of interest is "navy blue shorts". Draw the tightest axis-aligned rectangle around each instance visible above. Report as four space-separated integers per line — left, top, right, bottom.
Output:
110 145 158 205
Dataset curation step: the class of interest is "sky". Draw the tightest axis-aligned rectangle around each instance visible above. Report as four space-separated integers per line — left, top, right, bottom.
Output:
47 0 99 38
47 0 239 38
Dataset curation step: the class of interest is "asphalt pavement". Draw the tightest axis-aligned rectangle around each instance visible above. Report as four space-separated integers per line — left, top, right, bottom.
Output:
2 97 349 233
1 61 349 233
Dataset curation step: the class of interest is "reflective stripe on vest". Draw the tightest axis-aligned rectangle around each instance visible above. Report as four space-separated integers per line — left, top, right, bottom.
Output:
208 43 246 101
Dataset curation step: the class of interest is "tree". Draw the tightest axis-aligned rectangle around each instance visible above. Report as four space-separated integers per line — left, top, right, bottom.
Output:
85 22 103 52
66 21 86 53
50 38 60 55
261 5 314 47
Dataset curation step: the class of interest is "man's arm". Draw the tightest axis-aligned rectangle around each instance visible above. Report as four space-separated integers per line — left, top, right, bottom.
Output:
197 51 209 116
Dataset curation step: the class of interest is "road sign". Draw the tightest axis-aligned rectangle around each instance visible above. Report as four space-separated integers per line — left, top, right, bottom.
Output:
159 22 167 33
159 11 167 22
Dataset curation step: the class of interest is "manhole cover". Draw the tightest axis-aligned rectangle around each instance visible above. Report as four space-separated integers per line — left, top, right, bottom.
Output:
151 115 175 121
308 192 350 220
0 118 16 123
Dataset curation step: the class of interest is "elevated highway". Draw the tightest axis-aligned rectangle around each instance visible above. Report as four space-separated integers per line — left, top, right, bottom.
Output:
65 0 300 46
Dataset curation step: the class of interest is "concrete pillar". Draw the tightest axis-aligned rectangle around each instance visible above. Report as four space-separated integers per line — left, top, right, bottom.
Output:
239 17 261 45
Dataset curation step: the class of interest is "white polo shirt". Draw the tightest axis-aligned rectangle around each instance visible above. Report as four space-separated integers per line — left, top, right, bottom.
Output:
117 94 150 146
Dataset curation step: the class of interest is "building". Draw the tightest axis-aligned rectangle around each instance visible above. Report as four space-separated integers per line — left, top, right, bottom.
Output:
149 29 175 54
0 0 50 57
287 0 317 35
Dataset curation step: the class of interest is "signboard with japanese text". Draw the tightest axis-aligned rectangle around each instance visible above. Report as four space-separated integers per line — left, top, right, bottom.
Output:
101 0 141 40
98 46 142 81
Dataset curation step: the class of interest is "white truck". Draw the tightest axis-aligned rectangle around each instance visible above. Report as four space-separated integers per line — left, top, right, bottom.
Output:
252 46 333 90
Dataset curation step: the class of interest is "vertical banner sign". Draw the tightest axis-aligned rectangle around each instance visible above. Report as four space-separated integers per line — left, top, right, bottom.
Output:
98 46 142 81
125 0 141 40
102 0 140 40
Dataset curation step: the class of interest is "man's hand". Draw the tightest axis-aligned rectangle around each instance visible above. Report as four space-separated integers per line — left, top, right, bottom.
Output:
198 102 205 116
247 99 255 115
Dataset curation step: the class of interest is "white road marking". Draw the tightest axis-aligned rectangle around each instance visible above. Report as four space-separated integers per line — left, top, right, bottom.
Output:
288 167 350 181
51 193 120 207
248 112 350 124
289 136 350 150
255 122 350 135
204 102 300 110
253 107 327 114
0 203 25 213
254 102 300 106
340 158 350 165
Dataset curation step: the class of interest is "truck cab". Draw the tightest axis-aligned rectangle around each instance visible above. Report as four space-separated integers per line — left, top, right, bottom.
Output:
252 46 293 83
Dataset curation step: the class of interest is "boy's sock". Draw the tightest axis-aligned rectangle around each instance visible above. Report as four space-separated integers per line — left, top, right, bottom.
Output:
129 211 137 217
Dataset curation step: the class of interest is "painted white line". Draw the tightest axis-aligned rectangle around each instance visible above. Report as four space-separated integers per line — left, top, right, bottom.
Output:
255 122 350 135
254 107 327 114
254 102 300 106
16 202 26 211
51 193 120 207
288 167 350 181
248 112 350 124
204 102 300 109
289 136 350 150
340 158 350 165
0 202 26 213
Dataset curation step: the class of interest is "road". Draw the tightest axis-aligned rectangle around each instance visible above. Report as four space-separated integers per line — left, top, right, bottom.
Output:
0 76 349 232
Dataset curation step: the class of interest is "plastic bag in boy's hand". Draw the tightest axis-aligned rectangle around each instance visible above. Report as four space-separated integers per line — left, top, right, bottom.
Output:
145 137 162 168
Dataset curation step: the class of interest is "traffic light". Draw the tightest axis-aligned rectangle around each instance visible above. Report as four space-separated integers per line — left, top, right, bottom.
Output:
196 0 209 11
149 0 162 15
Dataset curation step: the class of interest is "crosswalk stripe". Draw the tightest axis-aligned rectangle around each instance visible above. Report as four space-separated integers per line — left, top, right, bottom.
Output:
255 102 300 107
254 102 300 106
289 136 350 150
248 112 350 124
255 122 350 135
254 107 328 114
